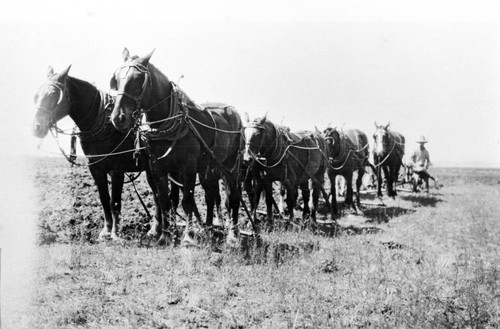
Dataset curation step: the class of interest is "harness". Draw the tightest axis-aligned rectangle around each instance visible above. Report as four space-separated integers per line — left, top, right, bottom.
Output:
324 130 370 171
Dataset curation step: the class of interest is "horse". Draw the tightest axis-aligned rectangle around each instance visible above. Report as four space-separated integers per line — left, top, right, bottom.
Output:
323 126 371 214
109 48 244 246
32 65 159 241
242 114 329 229
372 122 405 198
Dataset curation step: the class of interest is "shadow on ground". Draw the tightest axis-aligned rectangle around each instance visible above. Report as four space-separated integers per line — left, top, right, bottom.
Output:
363 206 416 223
399 194 444 207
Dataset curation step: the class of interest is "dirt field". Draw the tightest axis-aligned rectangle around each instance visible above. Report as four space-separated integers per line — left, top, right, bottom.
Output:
5 156 500 328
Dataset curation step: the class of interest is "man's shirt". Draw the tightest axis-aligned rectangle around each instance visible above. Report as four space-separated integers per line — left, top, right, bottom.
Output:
411 148 430 169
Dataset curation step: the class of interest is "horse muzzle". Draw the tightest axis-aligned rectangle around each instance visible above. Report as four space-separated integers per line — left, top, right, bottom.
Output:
32 121 49 138
110 111 132 132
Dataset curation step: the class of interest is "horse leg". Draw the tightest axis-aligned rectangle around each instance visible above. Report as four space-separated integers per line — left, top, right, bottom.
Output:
355 168 365 211
90 169 112 241
392 165 400 197
169 178 180 222
328 171 338 215
311 170 324 222
252 178 264 216
214 180 223 227
343 172 353 208
223 172 241 245
263 180 275 231
383 166 393 197
181 171 198 246
109 170 124 240
201 174 218 228
285 184 297 227
278 183 286 216
300 181 310 220
345 172 355 210
382 166 392 196
145 170 162 237
149 160 173 245
377 165 384 198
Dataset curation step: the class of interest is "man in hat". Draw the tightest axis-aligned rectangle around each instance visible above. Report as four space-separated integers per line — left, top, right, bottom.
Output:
409 135 438 192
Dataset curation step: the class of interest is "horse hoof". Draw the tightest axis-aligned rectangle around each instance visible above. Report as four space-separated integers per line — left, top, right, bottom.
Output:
226 229 239 247
181 235 198 247
98 229 111 241
110 231 121 239
156 233 172 246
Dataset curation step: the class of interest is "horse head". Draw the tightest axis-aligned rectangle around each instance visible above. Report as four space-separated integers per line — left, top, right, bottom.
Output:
32 65 72 138
373 121 391 157
110 48 155 132
242 113 271 164
323 126 341 157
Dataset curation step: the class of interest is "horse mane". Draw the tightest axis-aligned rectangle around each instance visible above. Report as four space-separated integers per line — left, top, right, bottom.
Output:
66 75 98 93
126 55 171 89
148 62 171 86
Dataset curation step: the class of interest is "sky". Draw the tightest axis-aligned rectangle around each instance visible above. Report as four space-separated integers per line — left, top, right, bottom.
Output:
0 0 499 324
0 0 498 167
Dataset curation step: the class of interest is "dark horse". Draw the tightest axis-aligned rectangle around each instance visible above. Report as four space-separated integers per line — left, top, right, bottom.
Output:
109 48 243 245
242 114 329 229
372 123 405 198
32 65 158 240
323 126 371 214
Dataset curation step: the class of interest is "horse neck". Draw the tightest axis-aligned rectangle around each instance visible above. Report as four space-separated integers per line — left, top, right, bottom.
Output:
66 77 101 132
143 67 173 124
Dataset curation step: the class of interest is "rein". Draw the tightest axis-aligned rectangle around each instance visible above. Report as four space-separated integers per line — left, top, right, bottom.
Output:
47 123 146 167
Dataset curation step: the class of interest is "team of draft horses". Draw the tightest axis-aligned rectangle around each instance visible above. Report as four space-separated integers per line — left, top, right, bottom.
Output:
33 49 407 246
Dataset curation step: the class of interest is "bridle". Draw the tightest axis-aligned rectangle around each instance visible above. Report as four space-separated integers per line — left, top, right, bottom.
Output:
34 80 68 130
35 81 65 113
113 62 151 117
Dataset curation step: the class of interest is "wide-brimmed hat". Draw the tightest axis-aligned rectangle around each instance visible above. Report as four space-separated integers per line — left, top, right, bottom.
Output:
416 135 428 143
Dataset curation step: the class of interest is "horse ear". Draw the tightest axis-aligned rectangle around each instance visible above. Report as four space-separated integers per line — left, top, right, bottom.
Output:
141 49 156 66
122 47 130 61
259 112 268 125
385 122 391 130
59 65 72 78
374 121 378 128
315 126 321 135
244 112 250 123
110 74 117 91
46 66 54 77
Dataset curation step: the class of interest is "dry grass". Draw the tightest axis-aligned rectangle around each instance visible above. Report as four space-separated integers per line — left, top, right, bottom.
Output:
4 158 500 328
